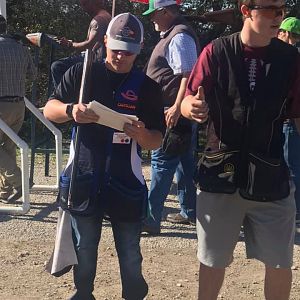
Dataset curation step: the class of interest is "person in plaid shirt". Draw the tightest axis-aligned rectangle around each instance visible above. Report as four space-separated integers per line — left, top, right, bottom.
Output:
0 15 36 203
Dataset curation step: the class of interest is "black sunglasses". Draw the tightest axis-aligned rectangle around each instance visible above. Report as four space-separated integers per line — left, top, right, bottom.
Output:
247 5 286 19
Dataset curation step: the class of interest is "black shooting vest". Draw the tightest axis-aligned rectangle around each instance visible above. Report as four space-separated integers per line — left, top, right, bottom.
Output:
146 17 200 106
206 32 298 161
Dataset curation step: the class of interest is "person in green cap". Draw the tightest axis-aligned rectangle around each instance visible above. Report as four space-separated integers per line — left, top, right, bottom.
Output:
141 0 200 234
278 17 300 224
278 16 300 46
142 0 179 16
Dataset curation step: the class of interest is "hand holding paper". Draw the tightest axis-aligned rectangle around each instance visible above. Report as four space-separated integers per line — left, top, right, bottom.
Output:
87 101 138 131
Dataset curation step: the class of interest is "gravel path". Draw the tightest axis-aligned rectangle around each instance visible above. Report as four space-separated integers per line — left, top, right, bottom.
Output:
0 158 300 299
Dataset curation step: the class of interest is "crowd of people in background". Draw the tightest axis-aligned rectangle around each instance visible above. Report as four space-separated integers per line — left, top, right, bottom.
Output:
1 0 300 299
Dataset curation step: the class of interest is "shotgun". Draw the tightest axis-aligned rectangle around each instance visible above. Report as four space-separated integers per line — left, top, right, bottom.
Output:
67 48 94 208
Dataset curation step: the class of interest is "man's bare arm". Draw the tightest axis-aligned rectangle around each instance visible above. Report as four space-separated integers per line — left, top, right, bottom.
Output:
165 74 189 127
181 86 209 123
44 99 99 124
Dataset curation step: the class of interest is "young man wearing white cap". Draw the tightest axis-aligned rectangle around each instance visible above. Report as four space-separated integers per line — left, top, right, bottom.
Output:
181 0 300 299
142 0 199 234
44 13 164 300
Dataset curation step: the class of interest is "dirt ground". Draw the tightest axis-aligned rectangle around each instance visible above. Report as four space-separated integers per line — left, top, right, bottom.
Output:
0 159 300 300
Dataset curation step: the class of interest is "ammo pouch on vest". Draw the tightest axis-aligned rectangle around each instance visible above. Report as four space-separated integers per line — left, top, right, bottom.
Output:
239 153 290 202
194 150 239 194
100 177 148 223
57 172 96 216
162 117 192 156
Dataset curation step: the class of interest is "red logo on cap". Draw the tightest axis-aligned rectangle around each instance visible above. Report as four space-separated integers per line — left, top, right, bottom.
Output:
121 27 135 38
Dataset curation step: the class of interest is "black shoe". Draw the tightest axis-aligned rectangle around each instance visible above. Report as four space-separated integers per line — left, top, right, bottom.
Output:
141 224 161 235
1 187 22 204
166 213 196 225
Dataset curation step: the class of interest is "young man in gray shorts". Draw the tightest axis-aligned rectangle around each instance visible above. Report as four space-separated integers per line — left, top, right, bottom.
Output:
181 0 300 299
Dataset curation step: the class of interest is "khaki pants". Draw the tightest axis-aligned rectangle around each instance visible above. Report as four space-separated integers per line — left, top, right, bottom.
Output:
0 100 25 198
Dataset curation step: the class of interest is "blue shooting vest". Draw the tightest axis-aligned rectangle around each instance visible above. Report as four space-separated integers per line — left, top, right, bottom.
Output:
60 64 147 218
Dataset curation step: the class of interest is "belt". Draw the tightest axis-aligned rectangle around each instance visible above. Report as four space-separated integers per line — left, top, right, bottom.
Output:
0 96 23 103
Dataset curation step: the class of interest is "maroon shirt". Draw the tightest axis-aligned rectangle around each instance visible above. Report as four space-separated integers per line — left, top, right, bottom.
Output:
186 41 300 118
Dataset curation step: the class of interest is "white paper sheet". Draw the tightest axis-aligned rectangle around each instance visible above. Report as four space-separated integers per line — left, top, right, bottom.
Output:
87 100 138 131
45 209 77 276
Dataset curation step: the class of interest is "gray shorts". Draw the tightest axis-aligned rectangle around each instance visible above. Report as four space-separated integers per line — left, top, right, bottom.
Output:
196 190 296 268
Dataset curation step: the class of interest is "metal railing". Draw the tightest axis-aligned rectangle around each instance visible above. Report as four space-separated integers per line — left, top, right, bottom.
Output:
24 97 62 191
